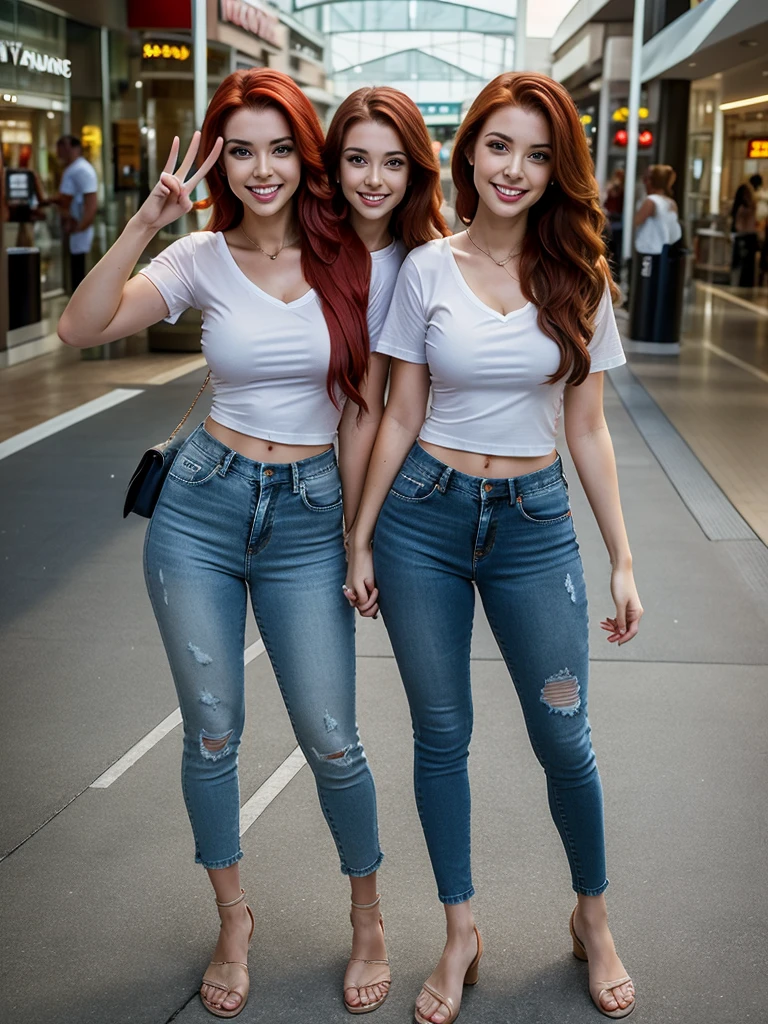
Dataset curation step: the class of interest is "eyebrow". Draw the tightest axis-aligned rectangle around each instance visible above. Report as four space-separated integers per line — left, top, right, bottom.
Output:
343 146 407 157
224 136 294 146
485 131 552 148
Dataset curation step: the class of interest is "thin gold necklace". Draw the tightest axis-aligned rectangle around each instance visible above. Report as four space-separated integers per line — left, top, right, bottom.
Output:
240 223 298 260
466 227 521 267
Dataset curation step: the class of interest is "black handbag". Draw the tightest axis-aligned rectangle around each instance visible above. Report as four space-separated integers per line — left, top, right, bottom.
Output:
123 371 210 519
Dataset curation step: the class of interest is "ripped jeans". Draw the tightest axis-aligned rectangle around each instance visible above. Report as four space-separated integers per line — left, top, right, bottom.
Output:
144 423 382 874
373 443 607 903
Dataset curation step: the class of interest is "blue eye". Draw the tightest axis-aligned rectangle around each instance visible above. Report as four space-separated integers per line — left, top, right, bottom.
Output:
230 147 250 158
530 152 550 162
387 159 405 168
274 145 293 156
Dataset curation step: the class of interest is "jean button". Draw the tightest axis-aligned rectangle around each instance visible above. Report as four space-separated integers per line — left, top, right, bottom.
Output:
264 468 274 477
483 483 493 493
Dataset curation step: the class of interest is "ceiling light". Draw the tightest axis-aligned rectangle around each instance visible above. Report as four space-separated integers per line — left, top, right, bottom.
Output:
739 39 759 47
720 93 768 111
688 62 696 67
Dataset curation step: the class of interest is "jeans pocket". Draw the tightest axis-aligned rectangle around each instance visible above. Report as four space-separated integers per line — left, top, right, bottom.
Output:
389 469 439 503
168 442 221 486
516 483 572 524
300 466 343 512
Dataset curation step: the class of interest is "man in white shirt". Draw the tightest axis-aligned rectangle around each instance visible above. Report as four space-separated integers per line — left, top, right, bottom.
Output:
55 135 98 292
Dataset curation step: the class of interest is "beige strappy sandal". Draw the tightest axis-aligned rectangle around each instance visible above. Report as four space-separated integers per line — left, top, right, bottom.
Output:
200 888 255 1019
344 894 391 1014
569 908 636 1019
414 926 482 1024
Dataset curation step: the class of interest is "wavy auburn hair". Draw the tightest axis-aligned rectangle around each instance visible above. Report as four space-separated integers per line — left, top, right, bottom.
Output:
452 72 619 385
323 87 450 250
194 68 371 410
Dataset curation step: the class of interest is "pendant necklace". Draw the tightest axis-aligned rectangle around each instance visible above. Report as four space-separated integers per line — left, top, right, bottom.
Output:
240 224 298 260
466 227 521 267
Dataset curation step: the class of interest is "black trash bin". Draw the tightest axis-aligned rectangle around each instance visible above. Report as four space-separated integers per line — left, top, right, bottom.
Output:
7 246 42 330
628 242 688 344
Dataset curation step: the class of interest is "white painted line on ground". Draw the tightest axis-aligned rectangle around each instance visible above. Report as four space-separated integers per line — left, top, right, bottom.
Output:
239 746 307 836
90 640 267 789
0 389 143 461
696 282 768 318
244 639 265 665
702 342 768 385
146 356 208 386
90 708 183 788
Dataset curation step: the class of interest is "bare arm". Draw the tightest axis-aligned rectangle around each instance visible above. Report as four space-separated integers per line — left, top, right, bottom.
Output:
564 372 643 644
75 191 98 232
345 358 431 615
634 196 656 228
57 133 222 349
337 352 391 532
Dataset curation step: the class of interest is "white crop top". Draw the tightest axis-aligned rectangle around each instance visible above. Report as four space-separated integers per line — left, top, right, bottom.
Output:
139 231 406 444
375 236 626 456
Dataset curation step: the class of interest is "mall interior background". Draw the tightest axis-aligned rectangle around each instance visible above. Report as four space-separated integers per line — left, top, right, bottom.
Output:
1 0 767 365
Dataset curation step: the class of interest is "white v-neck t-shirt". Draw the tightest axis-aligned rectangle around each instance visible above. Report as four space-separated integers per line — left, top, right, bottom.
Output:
375 236 626 456
139 231 405 444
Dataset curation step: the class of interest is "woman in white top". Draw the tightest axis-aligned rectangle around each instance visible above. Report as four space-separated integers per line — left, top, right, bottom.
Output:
345 72 641 1023
58 69 398 1019
322 85 450 1010
634 164 682 255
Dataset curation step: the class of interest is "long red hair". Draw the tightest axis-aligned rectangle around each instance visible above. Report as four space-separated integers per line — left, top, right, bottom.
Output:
452 72 619 385
195 68 371 410
323 87 450 250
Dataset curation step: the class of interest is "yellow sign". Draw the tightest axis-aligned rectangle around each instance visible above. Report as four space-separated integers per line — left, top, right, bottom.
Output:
748 138 768 159
580 114 593 125
143 43 191 61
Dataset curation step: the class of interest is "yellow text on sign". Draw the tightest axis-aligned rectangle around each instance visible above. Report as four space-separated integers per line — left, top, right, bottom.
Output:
143 43 191 61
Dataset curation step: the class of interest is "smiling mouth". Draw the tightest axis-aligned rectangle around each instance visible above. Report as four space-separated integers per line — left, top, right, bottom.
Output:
492 183 527 199
246 184 282 200
357 192 390 205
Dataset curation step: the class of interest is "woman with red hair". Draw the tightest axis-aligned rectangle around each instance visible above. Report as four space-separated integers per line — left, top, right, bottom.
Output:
346 72 641 1022
59 69 393 1018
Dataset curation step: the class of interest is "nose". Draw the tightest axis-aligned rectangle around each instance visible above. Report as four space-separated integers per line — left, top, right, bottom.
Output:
364 164 383 189
503 156 524 180
255 152 272 179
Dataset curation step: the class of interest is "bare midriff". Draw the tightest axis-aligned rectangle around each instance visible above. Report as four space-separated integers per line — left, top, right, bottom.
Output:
205 416 333 464
418 440 557 480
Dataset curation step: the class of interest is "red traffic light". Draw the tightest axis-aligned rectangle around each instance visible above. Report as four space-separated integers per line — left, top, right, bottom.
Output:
613 129 628 146
639 130 654 148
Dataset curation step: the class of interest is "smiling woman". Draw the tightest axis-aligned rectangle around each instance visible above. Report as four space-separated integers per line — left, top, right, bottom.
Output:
56 67 395 1022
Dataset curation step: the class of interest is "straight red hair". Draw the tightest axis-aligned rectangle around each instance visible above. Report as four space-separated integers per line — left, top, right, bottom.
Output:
452 72 618 385
323 87 450 250
195 68 371 410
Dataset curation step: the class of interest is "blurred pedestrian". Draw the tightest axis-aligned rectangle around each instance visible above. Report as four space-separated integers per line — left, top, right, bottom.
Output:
53 135 98 292
634 164 681 254
750 174 768 285
603 166 624 281
730 180 758 288
3 147 47 248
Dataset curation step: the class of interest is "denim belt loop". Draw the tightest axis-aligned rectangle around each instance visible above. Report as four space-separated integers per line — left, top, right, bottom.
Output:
437 465 453 493
290 461 301 494
218 449 237 477
507 479 518 505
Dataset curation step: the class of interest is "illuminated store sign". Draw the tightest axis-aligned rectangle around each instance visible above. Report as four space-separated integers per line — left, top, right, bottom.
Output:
0 39 71 78
747 138 768 159
220 0 280 47
143 43 191 60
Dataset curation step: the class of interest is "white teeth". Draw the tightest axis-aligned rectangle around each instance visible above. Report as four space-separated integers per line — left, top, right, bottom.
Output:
494 184 524 197
361 194 386 201
248 186 279 195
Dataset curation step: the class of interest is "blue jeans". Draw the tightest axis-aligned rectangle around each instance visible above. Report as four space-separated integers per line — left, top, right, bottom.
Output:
144 423 382 874
373 443 607 903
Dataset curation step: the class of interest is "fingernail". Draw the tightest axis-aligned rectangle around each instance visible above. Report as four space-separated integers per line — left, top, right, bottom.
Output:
341 585 349 592
373 613 379 620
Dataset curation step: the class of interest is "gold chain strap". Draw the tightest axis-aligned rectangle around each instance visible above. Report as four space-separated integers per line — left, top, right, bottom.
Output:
165 370 211 444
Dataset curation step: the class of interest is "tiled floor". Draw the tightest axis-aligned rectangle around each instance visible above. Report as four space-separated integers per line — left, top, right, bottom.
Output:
623 283 768 543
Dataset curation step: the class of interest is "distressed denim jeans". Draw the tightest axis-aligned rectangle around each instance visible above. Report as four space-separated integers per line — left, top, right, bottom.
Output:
144 423 382 874
373 442 607 903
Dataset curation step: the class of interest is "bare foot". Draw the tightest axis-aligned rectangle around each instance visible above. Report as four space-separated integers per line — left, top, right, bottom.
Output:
573 907 635 1014
200 900 253 1013
343 904 391 1010
415 926 478 1024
